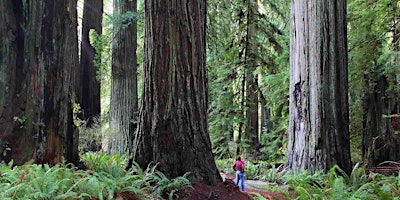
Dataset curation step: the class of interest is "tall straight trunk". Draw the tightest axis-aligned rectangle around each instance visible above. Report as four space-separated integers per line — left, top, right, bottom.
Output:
109 0 138 155
132 0 221 185
259 93 270 134
236 74 246 156
0 0 79 165
390 1 400 146
244 0 259 154
361 73 398 166
78 0 103 125
361 2 400 166
285 0 352 174
0 0 31 164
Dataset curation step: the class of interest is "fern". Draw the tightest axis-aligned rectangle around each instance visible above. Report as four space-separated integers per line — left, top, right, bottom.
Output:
294 186 314 200
259 165 285 184
348 163 369 189
152 171 192 199
0 155 196 199
329 176 350 200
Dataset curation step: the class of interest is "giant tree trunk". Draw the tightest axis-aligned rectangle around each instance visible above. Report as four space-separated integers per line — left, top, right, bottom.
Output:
0 0 32 164
285 0 352 174
0 0 79 165
78 0 103 125
132 0 221 185
109 0 138 155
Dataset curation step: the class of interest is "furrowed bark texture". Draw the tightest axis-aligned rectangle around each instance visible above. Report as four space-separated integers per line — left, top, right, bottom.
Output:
133 0 221 185
0 0 79 165
78 0 103 125
285 0 352 174
109 0 138 155
0 0 33 164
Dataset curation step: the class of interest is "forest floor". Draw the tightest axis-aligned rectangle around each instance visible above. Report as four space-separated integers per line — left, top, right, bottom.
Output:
178 173 288 200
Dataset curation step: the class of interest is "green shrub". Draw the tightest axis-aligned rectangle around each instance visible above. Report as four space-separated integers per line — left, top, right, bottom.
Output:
151 171 192 200
0 153 193 200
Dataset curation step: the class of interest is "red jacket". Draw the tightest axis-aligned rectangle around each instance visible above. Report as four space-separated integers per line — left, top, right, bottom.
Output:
234 160 245 172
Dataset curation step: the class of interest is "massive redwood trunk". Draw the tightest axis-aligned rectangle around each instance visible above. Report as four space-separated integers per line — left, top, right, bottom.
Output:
108 0 138 155
285 0 352 174
0 0 79 165
132 0 221 185
77 0 103 125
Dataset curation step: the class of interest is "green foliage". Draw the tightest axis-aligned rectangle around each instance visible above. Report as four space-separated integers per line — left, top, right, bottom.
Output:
89 29 111 83
72 103 85 127
216 159 270 180
91 1 145 119
251 193 268 200
13 116 26 128
207 0 291 159
269 164 400 200
82 152 127 175
259 165 286 184
347 0 400 162
244 161 265 180
0 153 192 199
151 171 192 200
216 159 236 175
73 103 103 153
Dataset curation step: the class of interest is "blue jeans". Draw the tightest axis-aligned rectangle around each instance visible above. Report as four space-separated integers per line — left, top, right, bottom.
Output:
235 171 245 192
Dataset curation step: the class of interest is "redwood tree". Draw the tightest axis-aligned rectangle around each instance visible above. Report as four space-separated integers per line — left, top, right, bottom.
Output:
132 0 221 185
0 0 79 165
108 0 138 155
77 0 103 126
285 0 352 174
244 0 259 155
355 1 400 166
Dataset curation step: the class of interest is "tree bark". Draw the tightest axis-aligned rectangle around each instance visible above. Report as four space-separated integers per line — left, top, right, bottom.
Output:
0 0 79 165
361 2 400 166
133 0 221 185
244 0 259 155
78 0 103 125
361 73 399 166
285 0 352 174
108 0 138 155
0 0 32 164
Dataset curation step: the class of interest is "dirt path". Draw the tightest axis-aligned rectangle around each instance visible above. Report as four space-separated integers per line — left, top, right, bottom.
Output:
220 173 287 200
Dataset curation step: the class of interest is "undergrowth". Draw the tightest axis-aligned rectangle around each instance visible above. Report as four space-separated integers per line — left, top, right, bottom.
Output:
0 152 192 200
280 163 400 200
217 159 400 200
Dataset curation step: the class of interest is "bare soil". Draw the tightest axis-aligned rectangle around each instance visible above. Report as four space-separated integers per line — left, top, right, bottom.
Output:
177 173 287 200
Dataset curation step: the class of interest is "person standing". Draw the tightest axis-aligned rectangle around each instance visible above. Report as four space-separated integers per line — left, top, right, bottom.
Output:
233 156 245 192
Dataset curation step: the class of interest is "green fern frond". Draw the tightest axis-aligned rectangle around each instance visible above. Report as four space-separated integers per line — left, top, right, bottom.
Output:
295 186 313 200
329 176 349 200
350 182 377 199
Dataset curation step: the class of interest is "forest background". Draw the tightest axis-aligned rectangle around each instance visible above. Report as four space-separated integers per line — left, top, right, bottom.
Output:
0 0 400 199
88 0 400 166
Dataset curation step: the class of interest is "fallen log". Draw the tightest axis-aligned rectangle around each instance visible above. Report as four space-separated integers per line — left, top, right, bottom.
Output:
366 161 400 175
